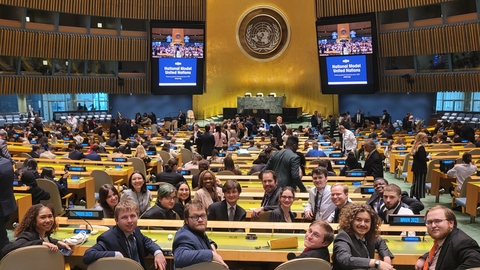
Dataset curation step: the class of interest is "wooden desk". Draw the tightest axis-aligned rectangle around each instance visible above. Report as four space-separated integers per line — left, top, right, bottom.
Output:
465 177 480 223
14 193 32 222
6 145 32 156
68 177 95 208
430 169 455 203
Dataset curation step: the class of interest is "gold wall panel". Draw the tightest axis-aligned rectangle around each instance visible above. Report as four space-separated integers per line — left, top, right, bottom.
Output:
0 0 204 21
194 0 337 119
380 73 480 93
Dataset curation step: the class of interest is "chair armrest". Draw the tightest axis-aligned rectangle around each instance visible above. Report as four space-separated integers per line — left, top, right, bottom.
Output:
65 263 71 270
114 178 124 192
146 168 153 174
62 193 73 207
451 182 459 187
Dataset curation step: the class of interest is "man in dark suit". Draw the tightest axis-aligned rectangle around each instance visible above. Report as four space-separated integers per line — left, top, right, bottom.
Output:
190 124 202 154
328 115 336 138
310 111 321 129
353 109 364 128
0 129 13 164
83 200 166 270
251 170 282 218
68 144 85 160
457 122 475 143
272 116 284 146
402 112 411 130
172 201 228 269
207 180 246 231
363 139 384 179
0 156 17 256
262 136 305 192
198 124 214 158
29 145 41 158
118 118 131 140
415 205 480 270
85 145 102 161
381 110 391 125
177 110 186 127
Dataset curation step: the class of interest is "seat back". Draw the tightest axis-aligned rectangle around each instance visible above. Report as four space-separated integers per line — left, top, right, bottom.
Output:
180 148 193 164
87 257 143 270
91 170 114 193
129 157 148 176
0 245 65 270
177 262 229 270
274 258 331 270
36 179 65 216
468 149 480 155
20 153 32 158
189 168 200 175
431 145 452 149
425 159 440 184
158 151 172 166
459 176 475 198
446 150 459 156
217 170 235 175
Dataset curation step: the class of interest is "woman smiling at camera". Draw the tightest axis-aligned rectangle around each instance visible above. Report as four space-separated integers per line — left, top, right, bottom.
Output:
332 203 394 270
173 181 192 219
194 170 223 208
120 171 151 215
1 204 71 256
94 184 119 218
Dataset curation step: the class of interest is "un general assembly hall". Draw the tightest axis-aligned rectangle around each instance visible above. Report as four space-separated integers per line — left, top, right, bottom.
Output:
1 0 480 270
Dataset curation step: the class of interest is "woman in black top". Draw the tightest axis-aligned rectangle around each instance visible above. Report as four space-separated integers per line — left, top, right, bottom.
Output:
268 187 297 233
2 204 71 256
21 171 50 205
40 167 68 198
173 181 191 219
156 158 185 186
141 183 177 227
340 152 363 176
218 155 242 175
410 132 430 200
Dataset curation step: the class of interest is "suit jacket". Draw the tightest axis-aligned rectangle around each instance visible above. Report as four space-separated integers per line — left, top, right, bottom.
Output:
310 115 320 129
199 132 215 158
172 224 215 268
68 150 85 160
261 185 281 211
353 113 365 126
0 139 12 162
262 148 303 190
420 227 480 270
0 157 16 217
2 230 58 256
411 145 428 174
382 113 391 125
83 226 161 269
272 124 283 146
207 200 246 222
118 122 131 140
85 152 101 161
296 247 330 263
363 150 384 178
332 230 393 270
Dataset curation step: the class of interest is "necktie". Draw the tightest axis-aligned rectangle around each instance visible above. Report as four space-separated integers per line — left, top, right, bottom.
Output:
357 239 370 258
313 190 322 219
262 194 270 207
228 206 235 221
127 235 140 263
424 241 439 270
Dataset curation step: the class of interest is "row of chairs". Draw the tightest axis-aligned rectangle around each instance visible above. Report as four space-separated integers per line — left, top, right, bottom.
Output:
440 112 480 125
0 245 330 270
55 113 112 124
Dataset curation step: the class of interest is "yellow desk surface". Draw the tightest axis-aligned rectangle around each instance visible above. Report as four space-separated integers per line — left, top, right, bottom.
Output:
68 177 95 208
466 178 480 221
52 226 431 265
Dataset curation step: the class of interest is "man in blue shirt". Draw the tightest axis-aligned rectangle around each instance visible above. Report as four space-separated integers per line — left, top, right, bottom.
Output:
305 141 327 157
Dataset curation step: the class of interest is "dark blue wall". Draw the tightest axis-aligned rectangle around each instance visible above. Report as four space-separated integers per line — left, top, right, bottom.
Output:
338 93 436 123
109 94 192 120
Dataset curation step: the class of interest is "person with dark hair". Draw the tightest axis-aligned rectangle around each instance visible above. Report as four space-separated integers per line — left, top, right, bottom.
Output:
173 181 191 219
106 133 120 147
85 145 101 161
118 117 131 140
247 152 268 175
0 155 17 255
141 183 177 226
194 170 223 208
304 167 335 221
198 124 214 158
268 187 297 229
219 155 242 175
315 160 336 176
172 201 228 269
40 167 68 198
251 170 282 218
192 160 209 189
366 177 389 214
156 158 185 186
207 180 246 228
363 139 384 179
339 125 357 154
414 205 480 270
21 171 50 205
272 116 284 146
447 152 477 196
305 141 327 157
262 136 305 192
332 204 394 270
68 144 85 160
340 152 362 176
94 184 119 218
83 200 166 270
120 171 151 215
15 158 40 179
213 125 226 151
1 204 71 256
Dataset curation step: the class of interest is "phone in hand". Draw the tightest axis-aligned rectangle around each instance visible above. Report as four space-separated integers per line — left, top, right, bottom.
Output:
59 248 73 256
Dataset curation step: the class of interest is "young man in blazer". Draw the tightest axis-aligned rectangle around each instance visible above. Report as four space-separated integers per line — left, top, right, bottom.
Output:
83 200 166 270
207 180 246 231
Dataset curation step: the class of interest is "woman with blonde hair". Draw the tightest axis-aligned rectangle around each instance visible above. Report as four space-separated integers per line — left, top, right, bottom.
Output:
410 132 431 200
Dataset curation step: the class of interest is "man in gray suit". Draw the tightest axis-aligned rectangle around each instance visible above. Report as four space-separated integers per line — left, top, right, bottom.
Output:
262 136 306 192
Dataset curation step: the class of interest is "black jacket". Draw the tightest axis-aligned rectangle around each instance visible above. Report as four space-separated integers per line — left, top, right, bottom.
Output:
363 150 384 179
0 157 16 218
2 231 58 256
411 146 428 174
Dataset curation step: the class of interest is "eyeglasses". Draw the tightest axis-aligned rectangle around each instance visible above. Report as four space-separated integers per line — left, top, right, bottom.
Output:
281 196 294 200
189 214 207 221
164 196 177 201
425 219 448 226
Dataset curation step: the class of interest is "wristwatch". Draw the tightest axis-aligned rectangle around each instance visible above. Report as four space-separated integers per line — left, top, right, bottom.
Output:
374 259 381 268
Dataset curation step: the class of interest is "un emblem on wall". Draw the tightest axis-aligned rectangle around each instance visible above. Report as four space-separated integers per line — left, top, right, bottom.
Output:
237 6 290 61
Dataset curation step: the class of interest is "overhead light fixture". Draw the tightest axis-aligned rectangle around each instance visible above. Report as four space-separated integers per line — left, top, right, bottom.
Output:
25 16 30 22
65 61 69 66
97 22 102 28
42 60 48 66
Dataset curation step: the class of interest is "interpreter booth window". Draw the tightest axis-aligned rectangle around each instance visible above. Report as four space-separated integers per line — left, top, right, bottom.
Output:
71 60 85 76
451 51 480 71
0 55 18 75
20 57 52 75
417 54 448 72
384 56 414 72
471 93 480 112
53 59 69 76
87 60 116 76
74 93 109 111
436 92 465 111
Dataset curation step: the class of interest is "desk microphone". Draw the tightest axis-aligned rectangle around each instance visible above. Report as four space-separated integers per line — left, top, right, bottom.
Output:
71 210 98 235
286 252 296 261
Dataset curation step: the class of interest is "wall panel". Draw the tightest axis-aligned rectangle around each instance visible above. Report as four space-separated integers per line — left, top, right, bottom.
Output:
380 73 480 93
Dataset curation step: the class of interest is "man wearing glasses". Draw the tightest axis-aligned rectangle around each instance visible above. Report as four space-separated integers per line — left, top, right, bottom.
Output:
414 205 480 270
172 201 228 269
